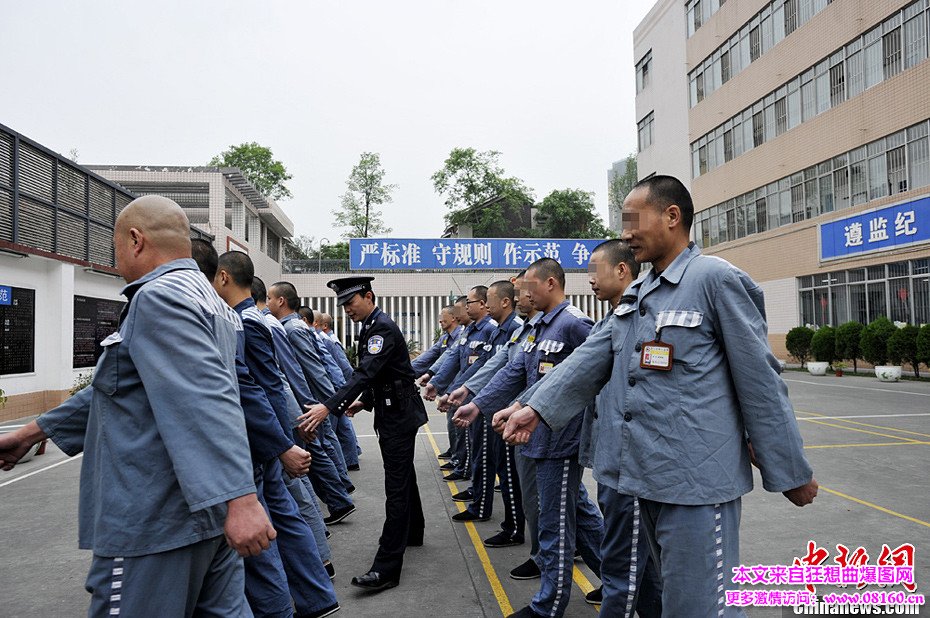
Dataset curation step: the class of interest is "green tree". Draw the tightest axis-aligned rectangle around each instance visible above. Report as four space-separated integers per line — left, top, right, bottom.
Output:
859 317 896 366
432 148 535 237
810 325 837 363
786 326 815 367
916 324 930 371
334 152 395 238
284 234 315 261
608 154 637 229
209 142 293 200
535 189 613 239
835 321 864 373
888 324 920 377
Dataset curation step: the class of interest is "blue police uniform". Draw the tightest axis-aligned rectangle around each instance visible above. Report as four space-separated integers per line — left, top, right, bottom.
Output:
473 301 604 617
526 244 814 617
323 294 428 582
37 259 254 617
235 299 339 618
419 325 464 459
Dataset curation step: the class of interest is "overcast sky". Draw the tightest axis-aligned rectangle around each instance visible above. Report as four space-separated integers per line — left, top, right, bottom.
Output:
0 1 654 246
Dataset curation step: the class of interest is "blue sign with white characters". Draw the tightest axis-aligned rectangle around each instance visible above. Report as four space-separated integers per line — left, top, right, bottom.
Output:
0 285 11 306
820 195 930 261
349 238 604 270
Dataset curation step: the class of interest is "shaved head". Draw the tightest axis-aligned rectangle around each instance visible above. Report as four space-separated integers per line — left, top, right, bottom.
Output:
114 195 192 282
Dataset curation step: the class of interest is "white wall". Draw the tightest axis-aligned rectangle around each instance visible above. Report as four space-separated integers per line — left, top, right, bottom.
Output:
633 0 692 185
0 253 124 396
759 277 799 336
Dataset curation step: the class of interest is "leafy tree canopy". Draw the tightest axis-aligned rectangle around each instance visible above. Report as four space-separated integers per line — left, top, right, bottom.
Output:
334 152 395 238
535 188 613 239
209 142 292 201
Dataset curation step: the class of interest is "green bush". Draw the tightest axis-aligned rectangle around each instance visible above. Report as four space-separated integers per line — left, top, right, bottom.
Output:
785 326 815 367
810 326 837 363
918 324 930 371
835 321 864 372
859 317 896 367
888 324 920 377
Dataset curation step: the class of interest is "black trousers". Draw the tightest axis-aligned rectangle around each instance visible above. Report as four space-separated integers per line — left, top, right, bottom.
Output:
371 428 424 578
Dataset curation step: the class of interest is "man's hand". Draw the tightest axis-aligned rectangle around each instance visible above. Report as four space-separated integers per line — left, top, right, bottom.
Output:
423 383 438 401
783 478 818 507
225 493 277 557
437 394 450 413
452 402 480 428
416 373 431 387
447 386 471 407
279 445 311 478
298 403 330 434
747 440 759 469
491 402 523 434
0 421 46 472
502 406 542 445
345 400 365 417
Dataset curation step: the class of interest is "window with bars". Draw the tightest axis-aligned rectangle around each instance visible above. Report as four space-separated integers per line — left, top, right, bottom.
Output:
775 97 788 135
749 26 762 61
886 145 907 194
883 28 903 78
829 62 845 107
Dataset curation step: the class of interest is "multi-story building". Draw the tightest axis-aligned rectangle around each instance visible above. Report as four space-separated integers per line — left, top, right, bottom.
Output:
635 0 930 356
90 165 294 285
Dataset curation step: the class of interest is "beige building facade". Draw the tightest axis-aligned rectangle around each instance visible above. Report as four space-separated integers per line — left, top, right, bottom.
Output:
636 0 930 357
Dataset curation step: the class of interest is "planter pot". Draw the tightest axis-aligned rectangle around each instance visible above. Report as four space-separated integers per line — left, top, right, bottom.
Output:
875 365 902 382
835 369 843 377
807 361 829 376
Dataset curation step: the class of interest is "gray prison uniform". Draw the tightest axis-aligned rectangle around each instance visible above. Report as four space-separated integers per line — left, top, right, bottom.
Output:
464 313 542 557
525 243 814 617
37 259 256 617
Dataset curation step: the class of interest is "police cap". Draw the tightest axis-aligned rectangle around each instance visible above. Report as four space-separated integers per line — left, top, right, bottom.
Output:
327 276 375 305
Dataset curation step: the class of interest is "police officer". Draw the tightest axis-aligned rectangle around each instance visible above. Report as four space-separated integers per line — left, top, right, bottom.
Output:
300 276 428 592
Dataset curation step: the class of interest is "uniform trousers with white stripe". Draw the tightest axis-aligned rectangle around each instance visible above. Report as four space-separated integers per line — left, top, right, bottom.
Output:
596 484 662 618
530 456 604 618
85 536 252 618
465 414 524 540
638 497 745 618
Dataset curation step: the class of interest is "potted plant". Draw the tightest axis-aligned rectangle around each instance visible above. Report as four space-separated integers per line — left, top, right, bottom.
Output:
860 317 899 381
833 361 847 377
917 324 930 376
888 324 920 378
808 326 836 376
785 326 815 369
835 321 864 375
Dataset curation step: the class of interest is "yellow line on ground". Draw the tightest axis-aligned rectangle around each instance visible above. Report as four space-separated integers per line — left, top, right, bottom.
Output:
795 416 922 443
820 486 930 530
572 566 600 613
797 409 930 440
422 424 514 617
805 441 930 449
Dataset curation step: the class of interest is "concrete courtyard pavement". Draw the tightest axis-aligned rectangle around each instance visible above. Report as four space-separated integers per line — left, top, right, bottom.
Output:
1 373 928 616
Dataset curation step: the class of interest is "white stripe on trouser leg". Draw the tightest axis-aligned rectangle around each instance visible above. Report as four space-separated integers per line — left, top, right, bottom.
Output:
624 497 640 618
715 504 724 617
505 446 517 531
478 420 488 517
463 428 471 471
550 459 571 618
110 557 124 616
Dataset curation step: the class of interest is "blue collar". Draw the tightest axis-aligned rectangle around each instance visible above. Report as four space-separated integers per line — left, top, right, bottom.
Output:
538 300 570 326
233 297 256 314
120 258 201 302
629 242 700 295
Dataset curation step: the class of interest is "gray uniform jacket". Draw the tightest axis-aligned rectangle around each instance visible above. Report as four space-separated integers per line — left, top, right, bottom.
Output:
526 244 814 505
37 259 255 557
464 312 541 396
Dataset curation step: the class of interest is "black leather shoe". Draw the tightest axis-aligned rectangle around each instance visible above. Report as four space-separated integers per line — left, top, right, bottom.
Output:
347 463 360 471
509 558 541 580
350 571 399 592
585 585 603 605
346 485 356 494
483 531 524 548
494 484 502 492
439 461 456 470
324 561 335 580
323 505 356 525
452 489 473 502
437 450 452 460
507 606 545 618
406 533 424 547
452 510 490 522
443 472 466 481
